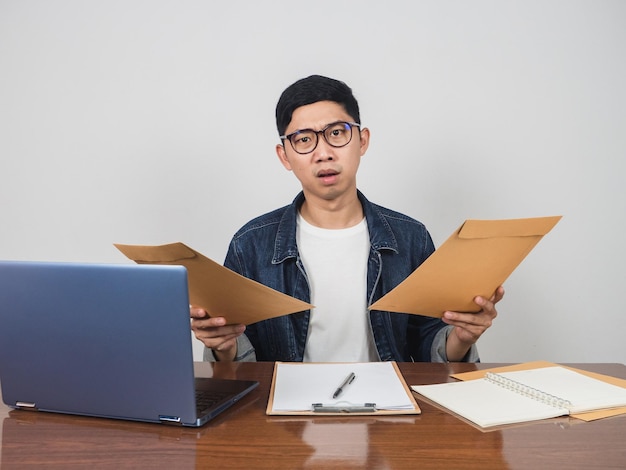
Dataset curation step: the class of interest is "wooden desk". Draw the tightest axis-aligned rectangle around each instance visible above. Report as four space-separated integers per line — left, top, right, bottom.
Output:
1 362 625 469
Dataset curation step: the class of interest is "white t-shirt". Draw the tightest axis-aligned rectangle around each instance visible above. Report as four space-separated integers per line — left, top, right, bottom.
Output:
297 214 379 362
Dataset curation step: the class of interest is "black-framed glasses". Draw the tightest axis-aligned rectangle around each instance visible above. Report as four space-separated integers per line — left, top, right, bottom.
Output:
280 121 361 154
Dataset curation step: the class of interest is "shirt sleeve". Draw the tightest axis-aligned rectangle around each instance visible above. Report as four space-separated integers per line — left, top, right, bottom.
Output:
430 325 480 363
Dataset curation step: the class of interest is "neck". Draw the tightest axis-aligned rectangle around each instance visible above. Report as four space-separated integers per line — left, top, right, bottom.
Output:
299 191 363 229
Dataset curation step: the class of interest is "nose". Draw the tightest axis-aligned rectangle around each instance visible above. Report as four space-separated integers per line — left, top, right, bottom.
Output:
313 136 334 162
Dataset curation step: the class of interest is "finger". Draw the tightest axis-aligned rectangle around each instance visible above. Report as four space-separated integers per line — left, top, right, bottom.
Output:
488 286 505 303
195 329 240 343
443 311 474 327
495 285 505 302
444 310 492 330
189 307 208 319
474 294 494 308
192 321 245 338
203 316 228 327
473 296 497 319
193 328 244 351
191 316 228 330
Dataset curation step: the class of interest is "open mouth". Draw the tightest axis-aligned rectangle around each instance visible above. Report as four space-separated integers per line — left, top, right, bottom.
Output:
317 169 339 178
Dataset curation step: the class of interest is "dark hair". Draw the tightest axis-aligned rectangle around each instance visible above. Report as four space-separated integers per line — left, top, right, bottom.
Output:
275 75 361 136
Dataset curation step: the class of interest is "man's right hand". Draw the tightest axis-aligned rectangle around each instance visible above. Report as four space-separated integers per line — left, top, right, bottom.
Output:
190 307 246 362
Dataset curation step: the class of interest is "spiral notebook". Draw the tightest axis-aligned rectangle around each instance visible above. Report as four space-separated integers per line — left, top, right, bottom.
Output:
411 366 626 428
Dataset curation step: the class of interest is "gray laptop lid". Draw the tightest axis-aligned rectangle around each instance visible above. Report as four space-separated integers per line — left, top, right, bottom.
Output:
0 261 257 427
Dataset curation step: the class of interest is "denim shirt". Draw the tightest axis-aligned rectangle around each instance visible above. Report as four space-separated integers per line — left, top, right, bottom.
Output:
204 190 478 363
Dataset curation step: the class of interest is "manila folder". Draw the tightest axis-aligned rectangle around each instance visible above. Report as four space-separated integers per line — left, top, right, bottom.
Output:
115 242 312 325
369 216 561 318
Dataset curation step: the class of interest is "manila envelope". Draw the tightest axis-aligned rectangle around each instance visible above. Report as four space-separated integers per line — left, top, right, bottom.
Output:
114 242 312 325
369 216 561 318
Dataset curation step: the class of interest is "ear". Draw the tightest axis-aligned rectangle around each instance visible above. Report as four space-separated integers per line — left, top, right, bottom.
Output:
358 127 370 156
276 143 293 171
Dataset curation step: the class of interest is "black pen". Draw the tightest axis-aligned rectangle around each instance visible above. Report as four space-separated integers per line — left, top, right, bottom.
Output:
333 372 356 399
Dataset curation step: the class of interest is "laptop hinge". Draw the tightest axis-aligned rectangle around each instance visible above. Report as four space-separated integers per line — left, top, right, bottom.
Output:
158 415 182 425
15 401 38 410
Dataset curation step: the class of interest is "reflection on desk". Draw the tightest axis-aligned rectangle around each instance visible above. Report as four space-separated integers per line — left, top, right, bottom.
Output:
1 362 626 469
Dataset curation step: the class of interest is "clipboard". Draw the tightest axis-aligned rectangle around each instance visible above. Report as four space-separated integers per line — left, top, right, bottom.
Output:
369 216 562 318
266 362 421 416
114 242 312 325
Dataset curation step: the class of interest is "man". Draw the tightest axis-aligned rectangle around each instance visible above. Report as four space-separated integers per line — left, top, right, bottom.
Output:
191 75 503 362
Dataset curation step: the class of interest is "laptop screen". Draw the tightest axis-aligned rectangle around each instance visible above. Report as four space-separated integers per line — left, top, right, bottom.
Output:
0 261 204 425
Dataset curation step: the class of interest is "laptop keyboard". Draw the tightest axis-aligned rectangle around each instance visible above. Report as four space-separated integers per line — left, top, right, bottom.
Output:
195 390 230 413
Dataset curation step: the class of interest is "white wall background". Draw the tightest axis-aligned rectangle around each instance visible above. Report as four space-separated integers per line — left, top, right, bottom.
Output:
1 0 624 363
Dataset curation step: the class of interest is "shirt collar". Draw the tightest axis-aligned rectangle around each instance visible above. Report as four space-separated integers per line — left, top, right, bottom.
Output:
272 190 399 264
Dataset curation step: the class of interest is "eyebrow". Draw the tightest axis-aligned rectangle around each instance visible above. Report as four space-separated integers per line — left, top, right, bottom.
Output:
286 120 353 135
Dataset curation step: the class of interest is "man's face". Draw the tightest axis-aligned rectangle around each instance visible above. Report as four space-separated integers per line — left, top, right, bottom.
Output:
276 100 369 203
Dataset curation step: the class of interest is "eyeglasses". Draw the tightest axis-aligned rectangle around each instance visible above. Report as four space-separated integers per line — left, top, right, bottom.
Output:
280 121 361 154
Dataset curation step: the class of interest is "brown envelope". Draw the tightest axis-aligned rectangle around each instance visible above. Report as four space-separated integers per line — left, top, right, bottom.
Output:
114 242 312 325
369 216 562 318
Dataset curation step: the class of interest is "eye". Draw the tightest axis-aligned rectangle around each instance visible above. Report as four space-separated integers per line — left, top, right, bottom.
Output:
326 122 349 140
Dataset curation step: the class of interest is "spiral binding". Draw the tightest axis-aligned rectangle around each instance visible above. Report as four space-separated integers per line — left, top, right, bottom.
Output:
485 372 573 410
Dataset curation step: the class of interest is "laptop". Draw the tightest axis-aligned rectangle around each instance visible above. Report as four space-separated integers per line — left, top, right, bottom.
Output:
0 260 258 427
